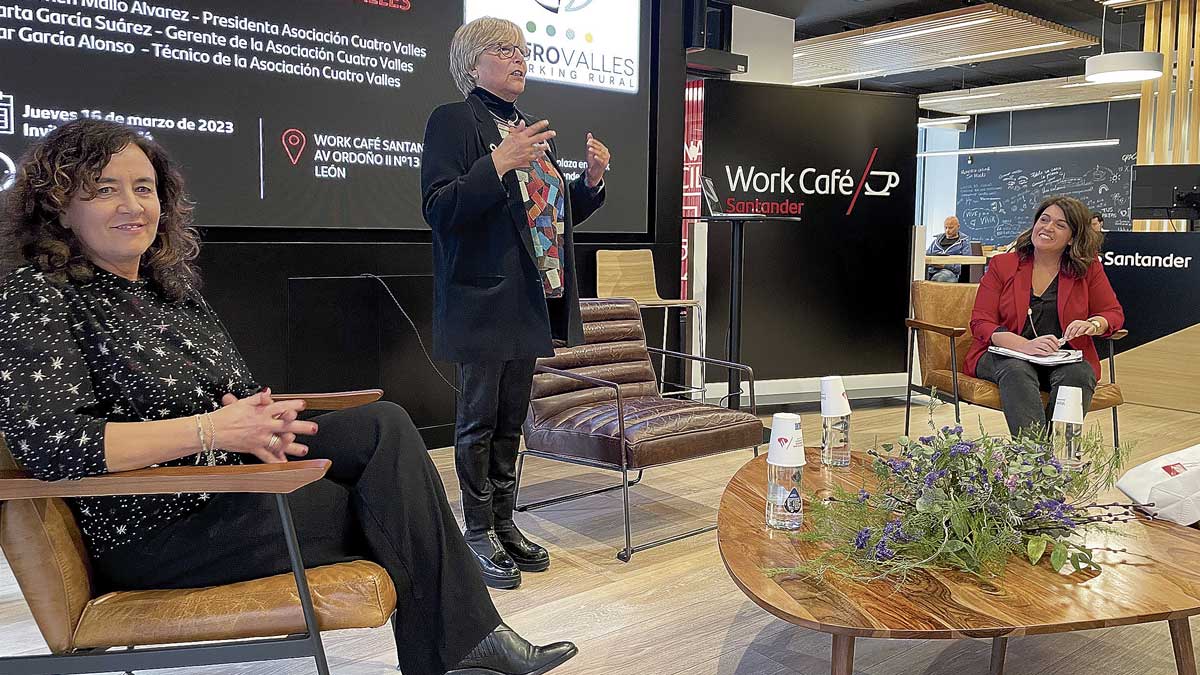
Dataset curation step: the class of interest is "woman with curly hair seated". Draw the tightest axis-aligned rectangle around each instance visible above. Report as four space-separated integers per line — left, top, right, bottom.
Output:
0 118 577 675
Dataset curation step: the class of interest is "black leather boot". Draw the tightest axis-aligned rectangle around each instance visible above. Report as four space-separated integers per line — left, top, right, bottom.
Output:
492 486 550 572
464 529 521 590
446 623 577 675
494 522 550 572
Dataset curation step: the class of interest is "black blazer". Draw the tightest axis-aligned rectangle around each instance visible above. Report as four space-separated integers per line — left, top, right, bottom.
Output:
421 92 605 362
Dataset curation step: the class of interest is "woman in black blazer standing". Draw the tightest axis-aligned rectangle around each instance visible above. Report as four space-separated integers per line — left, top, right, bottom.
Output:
421 17 610 589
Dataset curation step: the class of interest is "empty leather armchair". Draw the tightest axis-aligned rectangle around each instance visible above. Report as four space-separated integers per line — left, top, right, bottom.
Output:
518 298 763 562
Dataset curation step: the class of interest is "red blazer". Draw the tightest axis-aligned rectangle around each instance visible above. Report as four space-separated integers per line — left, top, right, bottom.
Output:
966 252 1124 380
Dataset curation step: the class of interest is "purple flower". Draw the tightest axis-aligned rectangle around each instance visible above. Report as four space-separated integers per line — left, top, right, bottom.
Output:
919 435 934 445
950 442 975 457
965 485 977 495
923 469 949 487
857 489 870 503
886 458 911 473
1005 475 1018 492
1047 457 1063 473
854 528 871 550
991 450 1006 464
872 540 896 561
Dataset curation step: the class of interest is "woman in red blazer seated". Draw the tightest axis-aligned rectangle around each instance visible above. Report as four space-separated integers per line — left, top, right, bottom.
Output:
966 195 1124 437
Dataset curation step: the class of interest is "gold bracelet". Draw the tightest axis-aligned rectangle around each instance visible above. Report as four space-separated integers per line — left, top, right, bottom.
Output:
193 414 207 465
203 412 217 465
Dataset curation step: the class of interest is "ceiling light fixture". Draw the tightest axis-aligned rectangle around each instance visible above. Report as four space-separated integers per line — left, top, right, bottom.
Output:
918 116 972 128
917 138 1120 158
861 17 996 45
962 102 1055 115
942 40 1071 64
1085 51 1164 82
922 92 1001 103
1084 5 1163 83
793 69 883 86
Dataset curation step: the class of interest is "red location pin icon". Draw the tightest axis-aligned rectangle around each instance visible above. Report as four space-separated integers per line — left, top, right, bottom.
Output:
281 128 307 165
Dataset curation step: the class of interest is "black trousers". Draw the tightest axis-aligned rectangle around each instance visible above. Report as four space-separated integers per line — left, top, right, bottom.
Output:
94 402 501 675
975 352 1097 437
454 359 537 532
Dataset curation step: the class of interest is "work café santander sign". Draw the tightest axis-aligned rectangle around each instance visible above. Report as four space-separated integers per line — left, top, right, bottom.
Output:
697 79 916 226
690 79 917 382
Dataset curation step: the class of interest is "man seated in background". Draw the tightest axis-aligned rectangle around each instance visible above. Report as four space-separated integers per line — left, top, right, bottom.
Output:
925 215 972 282
1091 211 1105 233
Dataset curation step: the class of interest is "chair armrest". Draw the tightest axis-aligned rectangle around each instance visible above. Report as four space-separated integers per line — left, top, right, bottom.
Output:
273 390 384 410
1107 329 1129 341
646 347 757 414
905 318 966 338
0 460 331 501
645 347 752 375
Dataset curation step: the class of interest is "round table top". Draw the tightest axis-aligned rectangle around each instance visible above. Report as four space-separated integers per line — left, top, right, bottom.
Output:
718 451 1200 640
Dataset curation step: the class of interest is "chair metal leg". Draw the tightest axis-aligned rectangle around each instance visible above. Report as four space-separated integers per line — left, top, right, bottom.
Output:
513 451 526 508
1112 407 1121 448
949 337 962 424
618 466 634 562
276 494 331 675
516 469 645 511
696 303 707 400
659 306 670 392
904 327 916 435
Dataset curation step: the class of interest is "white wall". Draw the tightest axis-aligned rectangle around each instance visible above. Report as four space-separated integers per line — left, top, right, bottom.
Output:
729 6 795 85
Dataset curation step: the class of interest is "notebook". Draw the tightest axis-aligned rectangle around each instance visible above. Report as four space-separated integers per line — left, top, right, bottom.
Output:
987 345 1083 366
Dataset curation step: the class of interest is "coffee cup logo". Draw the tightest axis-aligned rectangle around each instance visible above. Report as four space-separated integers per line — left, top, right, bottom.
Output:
863 170 900 197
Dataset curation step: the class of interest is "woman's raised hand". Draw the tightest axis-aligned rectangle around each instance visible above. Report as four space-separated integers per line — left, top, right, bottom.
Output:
211 388 317 464
491 119 555 176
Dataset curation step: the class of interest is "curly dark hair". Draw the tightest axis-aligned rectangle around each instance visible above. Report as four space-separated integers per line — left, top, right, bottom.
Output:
1 119 200 300
1012 195 1102 278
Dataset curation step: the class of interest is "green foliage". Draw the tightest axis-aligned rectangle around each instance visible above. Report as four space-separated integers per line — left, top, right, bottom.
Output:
773 406 1131 583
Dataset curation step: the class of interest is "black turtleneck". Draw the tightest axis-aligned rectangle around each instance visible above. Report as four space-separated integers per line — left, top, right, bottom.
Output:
472 87 519 123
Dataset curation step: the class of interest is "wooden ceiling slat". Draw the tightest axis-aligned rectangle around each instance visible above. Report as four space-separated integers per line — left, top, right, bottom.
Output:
793 3 1096 85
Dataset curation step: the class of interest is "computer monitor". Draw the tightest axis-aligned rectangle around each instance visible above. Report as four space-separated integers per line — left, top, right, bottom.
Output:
1131 164 1200 228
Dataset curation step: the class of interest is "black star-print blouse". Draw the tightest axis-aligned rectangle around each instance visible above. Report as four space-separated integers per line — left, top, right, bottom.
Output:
0 265 260 556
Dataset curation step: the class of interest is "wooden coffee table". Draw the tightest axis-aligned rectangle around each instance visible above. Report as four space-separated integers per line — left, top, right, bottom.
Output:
718 451 1200 675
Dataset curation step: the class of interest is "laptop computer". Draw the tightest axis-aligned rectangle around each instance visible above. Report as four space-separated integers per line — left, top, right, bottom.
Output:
686 175 802 222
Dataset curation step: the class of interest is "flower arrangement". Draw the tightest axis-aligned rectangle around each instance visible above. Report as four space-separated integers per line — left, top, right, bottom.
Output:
783 413 1133 581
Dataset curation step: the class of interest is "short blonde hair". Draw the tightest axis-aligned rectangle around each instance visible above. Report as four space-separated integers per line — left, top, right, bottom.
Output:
449 17 527 97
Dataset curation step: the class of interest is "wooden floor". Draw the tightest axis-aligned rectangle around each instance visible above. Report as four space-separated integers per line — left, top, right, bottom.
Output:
3 398 1200 675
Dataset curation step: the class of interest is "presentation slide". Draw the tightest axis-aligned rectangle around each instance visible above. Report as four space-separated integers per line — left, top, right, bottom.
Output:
0 0 651 232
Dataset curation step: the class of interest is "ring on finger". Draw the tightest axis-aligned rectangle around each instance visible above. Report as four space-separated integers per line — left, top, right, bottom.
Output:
267 434 280 450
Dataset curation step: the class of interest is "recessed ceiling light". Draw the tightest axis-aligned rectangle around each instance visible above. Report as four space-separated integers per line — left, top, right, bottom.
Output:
793 69 884 86
923 92 1001 103
861 17 996 45
942 40 1072 64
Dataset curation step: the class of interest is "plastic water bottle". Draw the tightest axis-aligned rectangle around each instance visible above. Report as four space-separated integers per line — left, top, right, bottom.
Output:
821 414 851 467
766 462 805 530
766 412 805 530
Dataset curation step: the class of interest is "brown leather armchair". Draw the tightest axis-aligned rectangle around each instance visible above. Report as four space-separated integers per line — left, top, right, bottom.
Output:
0 390 395 675
905 281 1127 444
516 298 763 562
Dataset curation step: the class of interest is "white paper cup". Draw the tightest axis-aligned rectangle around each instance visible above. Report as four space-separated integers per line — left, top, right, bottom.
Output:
820 376 852 417
767 413 805 466
1052 386 1085 425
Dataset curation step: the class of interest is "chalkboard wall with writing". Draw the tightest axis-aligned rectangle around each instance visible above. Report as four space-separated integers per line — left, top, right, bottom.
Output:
955 101 1138 244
